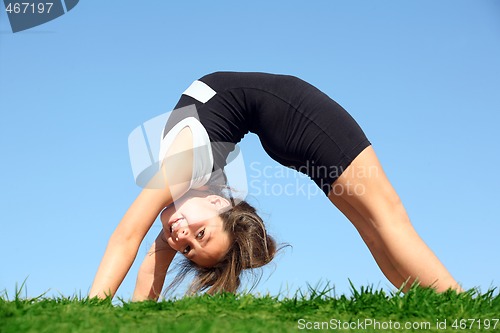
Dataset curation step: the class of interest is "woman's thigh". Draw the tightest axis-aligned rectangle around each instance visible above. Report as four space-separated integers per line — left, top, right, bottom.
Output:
328 145 410 227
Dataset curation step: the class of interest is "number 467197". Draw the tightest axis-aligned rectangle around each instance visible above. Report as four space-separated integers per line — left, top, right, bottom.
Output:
5 2 53 14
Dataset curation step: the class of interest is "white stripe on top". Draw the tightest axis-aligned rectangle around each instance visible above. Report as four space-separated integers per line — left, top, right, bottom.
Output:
182 80 216 103
158 117 213 189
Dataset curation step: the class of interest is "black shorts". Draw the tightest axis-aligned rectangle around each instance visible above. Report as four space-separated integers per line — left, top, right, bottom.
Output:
172 72 371 195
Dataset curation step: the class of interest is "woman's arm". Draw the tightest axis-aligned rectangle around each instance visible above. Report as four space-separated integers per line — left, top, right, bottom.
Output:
89 187 174 299
89 128 193 299
132 230 176 301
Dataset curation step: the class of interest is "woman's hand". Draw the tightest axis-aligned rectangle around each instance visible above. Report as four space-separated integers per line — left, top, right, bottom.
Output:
132 230 176 301
89 127 194 299
88 187 175 299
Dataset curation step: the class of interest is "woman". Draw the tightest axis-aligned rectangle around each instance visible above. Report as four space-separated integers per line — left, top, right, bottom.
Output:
89 72 462 300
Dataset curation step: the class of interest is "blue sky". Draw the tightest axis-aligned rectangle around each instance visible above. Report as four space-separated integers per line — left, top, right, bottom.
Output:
1 1 499 300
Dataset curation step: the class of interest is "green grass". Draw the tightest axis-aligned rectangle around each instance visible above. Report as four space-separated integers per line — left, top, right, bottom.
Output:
1 283 499 333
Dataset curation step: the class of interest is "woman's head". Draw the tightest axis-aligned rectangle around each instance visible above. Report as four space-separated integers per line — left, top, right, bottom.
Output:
161 191 277 295
161 194 233 267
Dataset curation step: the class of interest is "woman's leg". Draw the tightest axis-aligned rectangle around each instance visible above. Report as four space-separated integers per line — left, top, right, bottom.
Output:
330 194 408 289
328 146 462 292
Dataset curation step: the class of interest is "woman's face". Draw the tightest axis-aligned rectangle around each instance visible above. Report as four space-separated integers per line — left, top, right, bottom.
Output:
161 194 232 267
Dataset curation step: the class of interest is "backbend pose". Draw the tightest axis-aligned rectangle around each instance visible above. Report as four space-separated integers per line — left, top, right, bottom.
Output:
89 72 461 300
